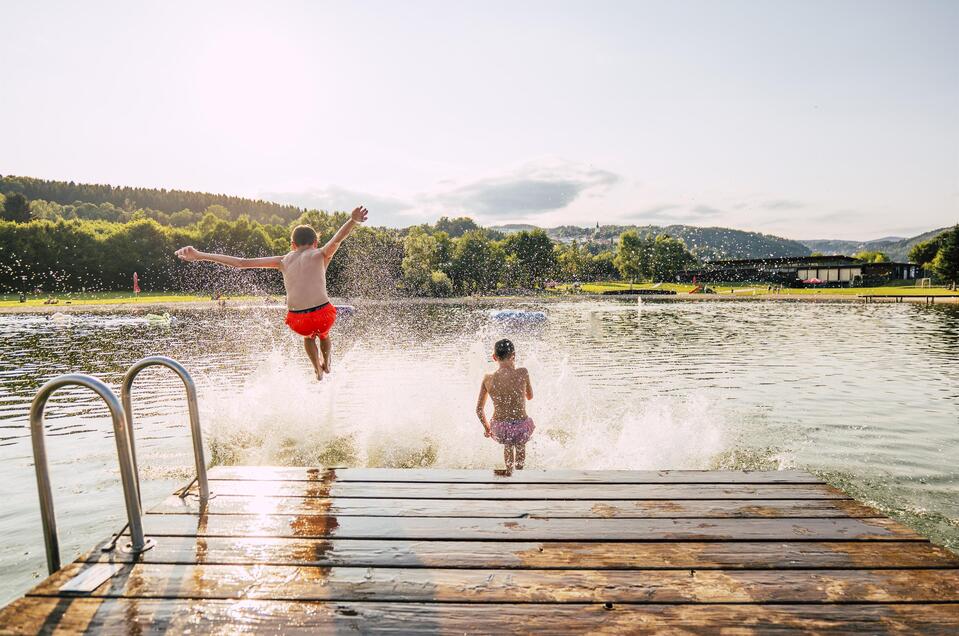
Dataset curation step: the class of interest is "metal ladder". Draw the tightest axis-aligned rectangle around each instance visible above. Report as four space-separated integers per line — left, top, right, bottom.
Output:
29 356 210 575
122 356 210 500
30 374 154 575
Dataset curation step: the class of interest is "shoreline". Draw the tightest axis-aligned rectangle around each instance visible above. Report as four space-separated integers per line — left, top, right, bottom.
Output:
1 292 957 314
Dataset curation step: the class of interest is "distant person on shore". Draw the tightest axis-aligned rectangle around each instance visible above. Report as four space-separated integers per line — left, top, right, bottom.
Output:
174 206 369 380
476 338 535 473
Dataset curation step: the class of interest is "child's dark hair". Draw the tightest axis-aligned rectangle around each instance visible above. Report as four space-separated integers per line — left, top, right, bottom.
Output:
494 338 515 360
291 225 318 247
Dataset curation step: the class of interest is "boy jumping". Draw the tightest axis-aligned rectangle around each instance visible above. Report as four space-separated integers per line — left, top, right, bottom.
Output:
175 206 368 380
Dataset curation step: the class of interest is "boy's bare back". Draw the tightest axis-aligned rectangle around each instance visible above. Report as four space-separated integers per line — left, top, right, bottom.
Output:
281 247 330 311
484 366 531 422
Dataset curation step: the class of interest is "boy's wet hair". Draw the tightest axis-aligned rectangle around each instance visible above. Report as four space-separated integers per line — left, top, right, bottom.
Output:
494 338 515 360
291 225 318 247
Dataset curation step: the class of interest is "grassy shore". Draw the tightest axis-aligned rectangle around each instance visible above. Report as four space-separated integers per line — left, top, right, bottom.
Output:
1 283 955 311
562 281 958 296
0 291 258 308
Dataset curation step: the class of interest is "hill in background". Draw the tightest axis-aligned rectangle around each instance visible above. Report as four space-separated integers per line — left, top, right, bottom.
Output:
492 223 812 260
3 174 946 262
800 228 950 262
0 175 304 225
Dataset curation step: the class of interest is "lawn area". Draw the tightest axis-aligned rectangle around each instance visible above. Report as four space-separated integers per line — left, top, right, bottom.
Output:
557 281 957 296
0 291 258 308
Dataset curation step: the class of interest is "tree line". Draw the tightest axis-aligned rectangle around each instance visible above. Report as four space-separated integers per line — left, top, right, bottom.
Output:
909 226 959 286
0 175 304 225
0 193 698 296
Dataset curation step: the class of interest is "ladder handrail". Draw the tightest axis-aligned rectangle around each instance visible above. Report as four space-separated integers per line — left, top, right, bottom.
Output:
121 356 209 500
30 374 151 574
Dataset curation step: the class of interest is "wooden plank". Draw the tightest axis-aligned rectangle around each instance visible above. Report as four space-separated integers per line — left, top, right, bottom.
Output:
151 495 882 518
134 513 922 541
84 537 959 570
197 480 848 500
28 562 959 603
207 466 824 484
3 598 959 635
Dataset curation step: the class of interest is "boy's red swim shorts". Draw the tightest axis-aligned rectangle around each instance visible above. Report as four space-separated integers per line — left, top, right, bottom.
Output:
285 303 337 340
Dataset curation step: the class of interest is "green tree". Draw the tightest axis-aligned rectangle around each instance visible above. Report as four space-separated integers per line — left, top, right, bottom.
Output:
931 225 959 286
853 250 890 263
428 270 454 297
434 216 480 238
556 241 591 282
501 229 557 288
909 236 944 268
402 227 440 295
2 192 31 222
614 230 651 283
450 230 504 294
433 231 453 273
169 209 198 227
204 204 232 220
649 234 696 281
590 251 618 281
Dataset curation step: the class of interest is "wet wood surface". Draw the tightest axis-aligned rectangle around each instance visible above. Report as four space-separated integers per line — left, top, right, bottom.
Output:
195 479 850 499
2 467 957 634
152 494 883 518
4 598 959 635
207 466 825 483
29 561 959 603
134 512 922 541
83 537 959 570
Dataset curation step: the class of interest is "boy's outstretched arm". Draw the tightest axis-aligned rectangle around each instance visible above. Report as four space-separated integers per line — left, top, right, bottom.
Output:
175 246 283 269
476 378 491 437
523 368 534 400
321 206 369 265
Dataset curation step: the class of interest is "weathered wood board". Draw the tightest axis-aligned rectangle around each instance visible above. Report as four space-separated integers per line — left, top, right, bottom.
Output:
1 467 957 634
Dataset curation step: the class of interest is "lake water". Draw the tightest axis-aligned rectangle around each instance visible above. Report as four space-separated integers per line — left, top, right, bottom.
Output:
1 298 958 604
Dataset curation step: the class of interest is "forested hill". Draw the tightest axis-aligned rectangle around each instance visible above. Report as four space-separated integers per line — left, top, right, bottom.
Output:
493 224 811 260
0 175 304 225
801 228 949 262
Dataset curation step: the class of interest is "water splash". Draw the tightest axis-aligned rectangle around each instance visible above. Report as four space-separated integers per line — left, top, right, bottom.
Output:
200 332 730 470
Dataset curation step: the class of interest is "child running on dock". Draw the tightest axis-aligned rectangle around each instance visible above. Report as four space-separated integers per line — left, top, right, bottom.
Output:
174 206 368 380
476 338 535 473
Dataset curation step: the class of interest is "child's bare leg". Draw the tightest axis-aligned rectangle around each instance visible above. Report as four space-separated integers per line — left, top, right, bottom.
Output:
319 336 332 373
303 337 323 380
515 444 526 470
503 445 515 472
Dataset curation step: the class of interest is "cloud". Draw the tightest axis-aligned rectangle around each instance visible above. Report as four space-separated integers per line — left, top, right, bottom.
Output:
433 162 620 218
261 186 419 227
629 203 725 223
762 199 806 210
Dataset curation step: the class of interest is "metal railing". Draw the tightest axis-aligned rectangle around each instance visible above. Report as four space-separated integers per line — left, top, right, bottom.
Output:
30 374 154 574
122 356 210 500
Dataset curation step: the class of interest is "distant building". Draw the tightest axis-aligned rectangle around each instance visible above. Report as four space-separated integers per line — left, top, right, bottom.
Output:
679 255 920 286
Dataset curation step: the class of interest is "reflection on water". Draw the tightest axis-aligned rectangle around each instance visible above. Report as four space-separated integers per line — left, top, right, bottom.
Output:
0 299 957 603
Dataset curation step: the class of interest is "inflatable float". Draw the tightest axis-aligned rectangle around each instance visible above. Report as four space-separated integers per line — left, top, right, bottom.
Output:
489 309 547 323
145 312 176 326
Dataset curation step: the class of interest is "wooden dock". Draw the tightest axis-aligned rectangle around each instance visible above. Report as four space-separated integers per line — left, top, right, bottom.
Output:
861 293 959 304
2 467 958 634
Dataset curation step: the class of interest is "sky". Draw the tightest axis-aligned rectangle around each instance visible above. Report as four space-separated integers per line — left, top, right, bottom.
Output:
1 0 957 240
